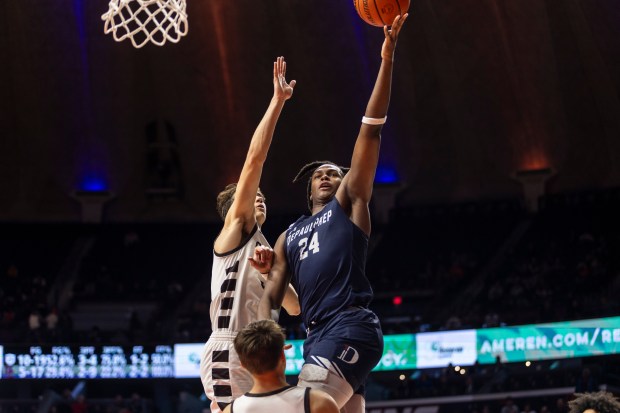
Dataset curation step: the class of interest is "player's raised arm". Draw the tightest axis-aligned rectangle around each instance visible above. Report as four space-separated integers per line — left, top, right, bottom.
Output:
336 14 408 236
215 57 296 251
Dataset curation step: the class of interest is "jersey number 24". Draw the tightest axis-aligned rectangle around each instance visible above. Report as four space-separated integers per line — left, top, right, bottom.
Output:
299 232 320 260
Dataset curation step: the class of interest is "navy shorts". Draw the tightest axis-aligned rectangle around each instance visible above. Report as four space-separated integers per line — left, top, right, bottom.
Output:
302 307 384 394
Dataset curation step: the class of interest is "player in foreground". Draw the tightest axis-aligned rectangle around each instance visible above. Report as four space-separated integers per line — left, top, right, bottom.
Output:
223 320 338 413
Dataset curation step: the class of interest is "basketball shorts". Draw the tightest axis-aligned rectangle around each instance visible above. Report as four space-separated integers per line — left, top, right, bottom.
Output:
301 307 384 395
200 331 253 413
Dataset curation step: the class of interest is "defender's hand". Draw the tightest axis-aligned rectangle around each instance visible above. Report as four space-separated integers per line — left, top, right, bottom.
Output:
273 56 296 101
248 245 274 275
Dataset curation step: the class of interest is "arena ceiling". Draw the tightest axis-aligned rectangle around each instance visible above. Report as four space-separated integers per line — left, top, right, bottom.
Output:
0 0 619 221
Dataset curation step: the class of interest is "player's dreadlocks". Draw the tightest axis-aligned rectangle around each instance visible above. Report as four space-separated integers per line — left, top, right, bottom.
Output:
569 391 620 413
293 160 349 212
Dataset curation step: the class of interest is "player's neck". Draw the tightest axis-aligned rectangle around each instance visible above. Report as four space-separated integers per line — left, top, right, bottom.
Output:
311 200 330 216
249 372 289 393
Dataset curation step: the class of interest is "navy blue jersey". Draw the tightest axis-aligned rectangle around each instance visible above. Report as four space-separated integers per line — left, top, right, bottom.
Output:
285 197 373 327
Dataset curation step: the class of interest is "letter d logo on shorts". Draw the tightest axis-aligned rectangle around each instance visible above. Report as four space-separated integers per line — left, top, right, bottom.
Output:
337 345 359 364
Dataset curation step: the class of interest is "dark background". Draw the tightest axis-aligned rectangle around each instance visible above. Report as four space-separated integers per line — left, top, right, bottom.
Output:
2 2 620 410
1 0 619 222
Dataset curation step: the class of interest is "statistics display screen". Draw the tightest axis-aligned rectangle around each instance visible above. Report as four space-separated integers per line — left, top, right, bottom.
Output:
2 316 620 379
1 345 174 379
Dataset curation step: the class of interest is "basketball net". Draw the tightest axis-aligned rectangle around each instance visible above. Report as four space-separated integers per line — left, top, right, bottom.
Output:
102 0 188 48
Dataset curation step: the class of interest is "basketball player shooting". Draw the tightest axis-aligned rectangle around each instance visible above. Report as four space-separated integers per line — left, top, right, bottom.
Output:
254 14 408 413
200 57 300 413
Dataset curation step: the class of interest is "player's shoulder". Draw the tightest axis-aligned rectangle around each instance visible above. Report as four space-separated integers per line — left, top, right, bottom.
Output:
308 388 339 413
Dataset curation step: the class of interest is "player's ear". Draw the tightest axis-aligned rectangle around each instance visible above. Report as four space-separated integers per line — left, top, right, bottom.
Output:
280 344 291 362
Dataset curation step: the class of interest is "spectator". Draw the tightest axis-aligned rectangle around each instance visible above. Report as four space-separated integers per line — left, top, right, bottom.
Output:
71 394 88 413
6 263 19 292
444 315 462 330
107 395 126 413
556 397 568 413
521 403 537 413
54 389 73 413
501 397 519 413
483 311 500 328
575 368 597 393
28 309 42 341
128 393 146 413
46 307 59 339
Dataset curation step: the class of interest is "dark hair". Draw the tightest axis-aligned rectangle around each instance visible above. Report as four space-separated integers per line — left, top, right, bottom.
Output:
233 320 285 375
292 160 348 211
568 391 620 413
216 183 265 221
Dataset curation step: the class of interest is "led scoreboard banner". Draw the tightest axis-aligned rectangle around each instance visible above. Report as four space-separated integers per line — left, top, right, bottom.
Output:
2 316 620 379
1 345 174 379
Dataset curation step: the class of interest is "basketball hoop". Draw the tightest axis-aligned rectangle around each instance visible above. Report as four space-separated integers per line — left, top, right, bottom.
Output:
102 0 188 48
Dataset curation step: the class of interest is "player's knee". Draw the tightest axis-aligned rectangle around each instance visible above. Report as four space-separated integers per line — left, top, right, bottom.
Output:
298 364 353 409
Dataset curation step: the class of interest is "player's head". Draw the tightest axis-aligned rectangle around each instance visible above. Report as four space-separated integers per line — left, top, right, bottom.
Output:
569 391 620 413
216 183 267 224
293 161 349 211
233 319 286 375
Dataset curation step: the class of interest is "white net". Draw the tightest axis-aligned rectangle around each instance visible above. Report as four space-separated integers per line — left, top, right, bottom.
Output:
102 0 188 48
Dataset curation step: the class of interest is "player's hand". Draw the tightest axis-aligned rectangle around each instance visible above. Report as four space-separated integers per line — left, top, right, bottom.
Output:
381 13 408 61
273 56 296 101
248 245 274 275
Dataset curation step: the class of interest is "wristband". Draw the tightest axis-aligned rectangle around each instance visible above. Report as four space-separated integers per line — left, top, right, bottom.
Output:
362 116 387 125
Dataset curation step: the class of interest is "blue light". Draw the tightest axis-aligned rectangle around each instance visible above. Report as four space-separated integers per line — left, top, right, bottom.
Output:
346 2 373 88
72 0 86 41
375 166 399 184
80 176 107 192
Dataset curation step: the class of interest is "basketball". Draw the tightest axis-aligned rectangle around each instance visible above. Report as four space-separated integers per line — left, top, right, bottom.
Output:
353 0 410 27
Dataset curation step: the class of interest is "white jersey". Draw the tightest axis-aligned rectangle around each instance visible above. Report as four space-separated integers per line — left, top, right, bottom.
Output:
230 386 310 413
210 225 269 332
201 225 270 413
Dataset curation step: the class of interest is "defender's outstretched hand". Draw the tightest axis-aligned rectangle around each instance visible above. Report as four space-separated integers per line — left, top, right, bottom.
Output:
381 14 408 61
273 56 296 101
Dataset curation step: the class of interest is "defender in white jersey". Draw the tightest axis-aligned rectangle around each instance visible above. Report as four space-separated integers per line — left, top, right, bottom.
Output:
222 320 338 413
200 57 300 413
